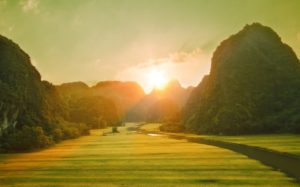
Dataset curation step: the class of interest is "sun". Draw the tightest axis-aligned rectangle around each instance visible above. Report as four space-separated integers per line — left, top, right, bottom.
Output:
147 70 167 90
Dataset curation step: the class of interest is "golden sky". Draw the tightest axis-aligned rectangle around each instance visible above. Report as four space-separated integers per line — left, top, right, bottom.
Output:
0 0 300 92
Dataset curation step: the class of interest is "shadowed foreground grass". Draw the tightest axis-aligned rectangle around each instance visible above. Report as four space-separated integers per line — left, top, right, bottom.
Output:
202 134 300 157
144 123 300 158
0 123 297 187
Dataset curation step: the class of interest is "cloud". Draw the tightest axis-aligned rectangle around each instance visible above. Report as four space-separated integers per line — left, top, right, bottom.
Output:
169 48 204 63
116 48 211 93
137 48 205 68
137 58 171 68
20 0 39 13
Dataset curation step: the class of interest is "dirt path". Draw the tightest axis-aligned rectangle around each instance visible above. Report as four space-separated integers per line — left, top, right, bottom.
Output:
166 134 300 183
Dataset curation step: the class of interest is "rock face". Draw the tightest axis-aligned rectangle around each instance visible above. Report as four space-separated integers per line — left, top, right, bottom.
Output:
0 35 89 152
183 23 300 134
0 35 52 133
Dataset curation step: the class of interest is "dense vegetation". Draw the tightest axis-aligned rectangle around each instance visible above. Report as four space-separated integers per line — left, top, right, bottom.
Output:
1 124 296 187
57 81 145 128
0 35 89 152
2 22 300 151
0 35 147 152
147 98 180 122
182 23 300 135
58 80 191 127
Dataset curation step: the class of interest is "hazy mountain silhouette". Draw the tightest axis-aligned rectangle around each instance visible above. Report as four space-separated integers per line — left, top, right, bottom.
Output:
183 23 300 134
57 82 89 104
151 79 193 107
57 81 145 127
126 80 193 122
91 81 145 115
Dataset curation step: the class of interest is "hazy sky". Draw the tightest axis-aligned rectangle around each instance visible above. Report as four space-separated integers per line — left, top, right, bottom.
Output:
0 0 300 92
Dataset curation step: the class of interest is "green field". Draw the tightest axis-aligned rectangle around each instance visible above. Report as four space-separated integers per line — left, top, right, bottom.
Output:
0 123 297 187
202 134 300 157
142 123 300 157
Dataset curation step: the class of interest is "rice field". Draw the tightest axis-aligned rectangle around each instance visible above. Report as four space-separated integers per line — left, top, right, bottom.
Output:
0 123 297 187
201 134 300 157
142 123 300 158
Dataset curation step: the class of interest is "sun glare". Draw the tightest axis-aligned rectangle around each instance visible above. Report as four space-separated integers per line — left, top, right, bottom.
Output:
147 70 167 90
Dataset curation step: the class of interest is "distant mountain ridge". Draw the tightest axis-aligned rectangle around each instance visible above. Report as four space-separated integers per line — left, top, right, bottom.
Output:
58 80 145 117
126 80 193 122
58 79 193 123
183 23 300 134
2 22 299 152
150 79 192 107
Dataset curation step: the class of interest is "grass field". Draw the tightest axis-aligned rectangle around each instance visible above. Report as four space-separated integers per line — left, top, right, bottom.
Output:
142 123 300 158
201 134 300 157
0 123 298 187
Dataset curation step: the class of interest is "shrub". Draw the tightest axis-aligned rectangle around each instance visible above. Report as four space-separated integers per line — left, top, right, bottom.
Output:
78 123 90 135
4 125 53 152
52 128 63 142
